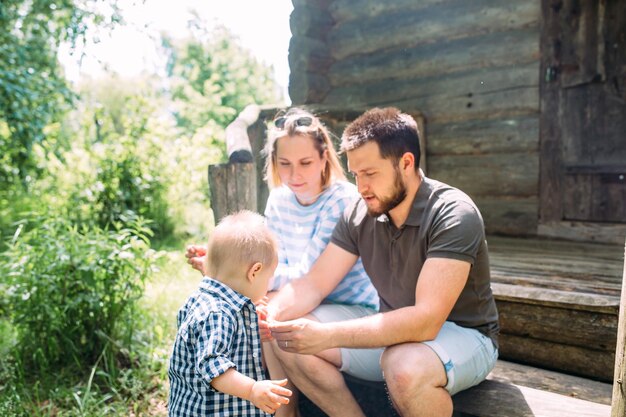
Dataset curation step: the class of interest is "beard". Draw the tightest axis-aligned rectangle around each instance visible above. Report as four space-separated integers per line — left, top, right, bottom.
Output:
366 167 407 217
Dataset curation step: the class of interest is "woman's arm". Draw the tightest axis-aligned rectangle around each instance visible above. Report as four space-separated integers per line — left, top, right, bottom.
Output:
268 242 358 321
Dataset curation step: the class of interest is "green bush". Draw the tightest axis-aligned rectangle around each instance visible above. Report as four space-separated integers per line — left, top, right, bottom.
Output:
0 215 158 374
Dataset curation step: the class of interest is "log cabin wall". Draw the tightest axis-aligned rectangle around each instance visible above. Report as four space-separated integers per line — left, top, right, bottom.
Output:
289 0 542 236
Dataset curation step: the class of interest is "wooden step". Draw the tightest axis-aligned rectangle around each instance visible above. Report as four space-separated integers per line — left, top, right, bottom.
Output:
452 360 612 417
487 235 623 381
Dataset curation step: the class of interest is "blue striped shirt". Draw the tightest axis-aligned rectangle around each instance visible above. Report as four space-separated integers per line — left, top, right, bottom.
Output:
168 277 270 416
264 181 379 310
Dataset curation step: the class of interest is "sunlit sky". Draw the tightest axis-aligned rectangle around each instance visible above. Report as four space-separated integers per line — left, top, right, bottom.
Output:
60 0 294 103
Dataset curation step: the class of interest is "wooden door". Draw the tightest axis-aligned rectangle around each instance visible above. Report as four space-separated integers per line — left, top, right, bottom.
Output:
539 0 626 243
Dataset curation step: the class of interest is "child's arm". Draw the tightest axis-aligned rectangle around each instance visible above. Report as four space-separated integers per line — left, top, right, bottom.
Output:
211 369 292 414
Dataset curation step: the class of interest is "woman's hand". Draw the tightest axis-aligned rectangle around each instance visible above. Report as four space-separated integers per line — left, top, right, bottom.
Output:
185 244 207 275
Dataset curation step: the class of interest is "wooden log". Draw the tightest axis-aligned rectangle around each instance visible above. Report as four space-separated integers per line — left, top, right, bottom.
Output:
611 240 626 416
329 28 539 87
224 104 260 163
289 71 330 104
208 163 257 223
473 196 538 235
398 86 539 125
498 334 615 382
288 36 333 73
325 62 539 105
428 153 538 197
328 0 540 60
427 116 539 156
329 0 447 25
291 0 330 11
496 299 617 352
323 63 540 123
289 4 334 38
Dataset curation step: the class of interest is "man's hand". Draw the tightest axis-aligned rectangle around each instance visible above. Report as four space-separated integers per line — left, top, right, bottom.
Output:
270 318 332 355
185 244 207 274
248 379 292 414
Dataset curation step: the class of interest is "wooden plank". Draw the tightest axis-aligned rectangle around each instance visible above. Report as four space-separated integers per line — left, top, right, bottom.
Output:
496 298 617 350
538 221 626 245
563 173 626 223
498 334 615 382
323 63 540 123
538 0 563 224
428 153 538 197
558 0 603 88
492 283 619 313
474 197 538 235
328 28 539 87
328 0 540 60
611 241 626 417
488 360 612 404
427 116 539 156
488 235 624 265
453 378 611 417
208 163 257 223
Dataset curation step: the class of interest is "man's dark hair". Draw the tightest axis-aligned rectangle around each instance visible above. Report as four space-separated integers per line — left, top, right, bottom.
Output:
340 107 421 170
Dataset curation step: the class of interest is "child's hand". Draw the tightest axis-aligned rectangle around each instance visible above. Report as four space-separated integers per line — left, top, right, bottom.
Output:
185 244 207 274
255 296 274 342
249 378 292 414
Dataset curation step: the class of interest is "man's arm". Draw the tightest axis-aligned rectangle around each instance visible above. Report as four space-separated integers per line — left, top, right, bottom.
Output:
271 257 469 353
268 242 359 322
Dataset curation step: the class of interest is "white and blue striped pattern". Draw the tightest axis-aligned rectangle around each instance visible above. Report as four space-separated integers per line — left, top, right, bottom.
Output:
168 277 270 416
265 181 379 310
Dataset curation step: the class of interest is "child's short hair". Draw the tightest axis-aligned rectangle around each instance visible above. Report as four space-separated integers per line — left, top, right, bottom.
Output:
207 210 277 277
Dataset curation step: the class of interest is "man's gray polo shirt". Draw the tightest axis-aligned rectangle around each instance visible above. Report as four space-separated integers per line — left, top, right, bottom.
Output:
331 174 499 346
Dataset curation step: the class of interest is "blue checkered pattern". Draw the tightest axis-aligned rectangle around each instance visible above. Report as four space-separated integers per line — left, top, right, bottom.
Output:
168 277 270 416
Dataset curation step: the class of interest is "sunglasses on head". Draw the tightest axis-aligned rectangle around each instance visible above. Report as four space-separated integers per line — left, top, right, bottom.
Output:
274 116 313 129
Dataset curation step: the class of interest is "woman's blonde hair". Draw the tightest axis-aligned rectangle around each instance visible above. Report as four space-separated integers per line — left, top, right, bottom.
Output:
263 108 346 189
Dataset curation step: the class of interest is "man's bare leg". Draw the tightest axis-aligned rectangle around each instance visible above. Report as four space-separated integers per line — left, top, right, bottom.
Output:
382 343 451 417
271 314 366 417
263 341 300 417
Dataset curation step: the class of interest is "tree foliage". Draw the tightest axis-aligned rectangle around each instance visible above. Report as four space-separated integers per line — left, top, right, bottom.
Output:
163 26 282 134
0 0 120 181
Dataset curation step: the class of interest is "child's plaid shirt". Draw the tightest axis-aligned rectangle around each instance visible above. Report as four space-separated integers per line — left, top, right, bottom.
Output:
168 276 270 416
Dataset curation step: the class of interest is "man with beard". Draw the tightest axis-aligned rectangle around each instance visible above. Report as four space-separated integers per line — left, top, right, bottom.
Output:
264 107 499 417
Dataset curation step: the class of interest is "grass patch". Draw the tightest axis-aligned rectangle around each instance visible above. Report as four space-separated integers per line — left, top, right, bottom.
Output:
0 248 203 416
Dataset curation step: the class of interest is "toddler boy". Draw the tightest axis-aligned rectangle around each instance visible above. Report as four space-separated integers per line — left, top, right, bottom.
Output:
168 210 292 416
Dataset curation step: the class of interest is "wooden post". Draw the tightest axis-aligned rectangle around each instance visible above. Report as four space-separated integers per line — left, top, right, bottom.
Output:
208 163 257 224
208 104 262 223
611 239 626 416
